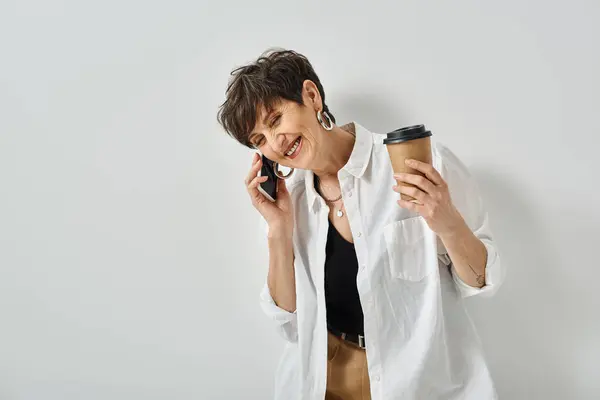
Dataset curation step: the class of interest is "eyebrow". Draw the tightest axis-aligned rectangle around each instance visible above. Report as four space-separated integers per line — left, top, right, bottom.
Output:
262 109 276 125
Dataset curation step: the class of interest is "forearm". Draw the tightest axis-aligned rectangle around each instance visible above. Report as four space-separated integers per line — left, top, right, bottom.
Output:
266 233 296 313
440 218 488 288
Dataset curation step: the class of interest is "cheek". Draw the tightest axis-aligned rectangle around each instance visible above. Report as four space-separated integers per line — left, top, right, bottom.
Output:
299 120 317 139
296 111 317 134
261 149 277 161
303 127 321 145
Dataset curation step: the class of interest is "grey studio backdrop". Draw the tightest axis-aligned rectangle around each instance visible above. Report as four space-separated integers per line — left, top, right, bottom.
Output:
1 1 599 399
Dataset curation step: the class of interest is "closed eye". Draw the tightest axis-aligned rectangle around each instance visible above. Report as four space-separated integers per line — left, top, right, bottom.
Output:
251 135 265 147
269 114 281 127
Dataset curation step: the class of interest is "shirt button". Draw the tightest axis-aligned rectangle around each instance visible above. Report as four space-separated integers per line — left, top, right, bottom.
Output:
357 232 362 238
361 264 366 270
374 375 380 382
348 191 353 197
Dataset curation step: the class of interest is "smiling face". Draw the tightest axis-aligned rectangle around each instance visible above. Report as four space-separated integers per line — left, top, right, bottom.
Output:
249 80 329 171
218 49 339 170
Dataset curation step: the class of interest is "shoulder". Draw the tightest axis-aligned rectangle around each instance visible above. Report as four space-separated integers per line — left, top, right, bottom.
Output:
431 141 481 212
370 131 391 159
432 140 473 180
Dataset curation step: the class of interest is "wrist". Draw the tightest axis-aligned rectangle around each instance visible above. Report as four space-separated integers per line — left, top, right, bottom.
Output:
267 225 293 242
438 215 471 242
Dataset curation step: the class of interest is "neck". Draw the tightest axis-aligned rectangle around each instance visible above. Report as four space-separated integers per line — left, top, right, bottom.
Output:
313 123 356 181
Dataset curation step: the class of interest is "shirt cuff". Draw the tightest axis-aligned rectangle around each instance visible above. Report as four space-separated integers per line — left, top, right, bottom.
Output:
451 239 503 298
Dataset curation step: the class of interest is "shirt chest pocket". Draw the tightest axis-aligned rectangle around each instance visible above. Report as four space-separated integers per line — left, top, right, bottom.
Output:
383 216 437 281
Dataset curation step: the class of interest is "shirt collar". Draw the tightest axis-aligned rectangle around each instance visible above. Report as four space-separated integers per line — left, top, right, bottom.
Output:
306 122 374 211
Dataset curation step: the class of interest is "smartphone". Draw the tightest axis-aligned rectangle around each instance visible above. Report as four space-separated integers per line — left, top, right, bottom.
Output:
258 154 278 202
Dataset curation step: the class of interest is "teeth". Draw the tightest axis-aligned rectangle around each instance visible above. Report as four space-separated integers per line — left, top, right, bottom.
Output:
286 138 301 156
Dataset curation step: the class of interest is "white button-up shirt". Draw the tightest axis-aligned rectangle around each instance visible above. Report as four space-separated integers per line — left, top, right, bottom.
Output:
259 122 504 400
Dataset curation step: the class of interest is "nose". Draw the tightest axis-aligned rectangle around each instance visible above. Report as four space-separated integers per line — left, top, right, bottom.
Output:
268 133 288 156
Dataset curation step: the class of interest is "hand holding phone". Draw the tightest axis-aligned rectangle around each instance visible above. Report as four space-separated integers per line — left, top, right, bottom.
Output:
245 153 294 238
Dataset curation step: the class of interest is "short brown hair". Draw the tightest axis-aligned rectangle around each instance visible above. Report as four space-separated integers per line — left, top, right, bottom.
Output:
217 48 335 148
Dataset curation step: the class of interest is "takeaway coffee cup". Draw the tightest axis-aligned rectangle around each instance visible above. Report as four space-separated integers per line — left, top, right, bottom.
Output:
383 125 433 202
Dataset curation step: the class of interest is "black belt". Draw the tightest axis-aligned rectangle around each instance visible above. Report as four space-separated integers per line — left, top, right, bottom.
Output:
328 325 366 349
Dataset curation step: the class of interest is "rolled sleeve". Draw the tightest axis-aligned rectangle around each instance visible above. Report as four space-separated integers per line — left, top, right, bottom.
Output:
437 143 505 298
451 229 503 298
259 283 298 342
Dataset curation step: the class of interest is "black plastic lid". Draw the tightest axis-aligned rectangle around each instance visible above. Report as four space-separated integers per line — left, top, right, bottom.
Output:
383 124 432 145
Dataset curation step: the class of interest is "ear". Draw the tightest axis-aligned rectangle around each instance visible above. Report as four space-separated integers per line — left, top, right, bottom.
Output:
302 80 323 111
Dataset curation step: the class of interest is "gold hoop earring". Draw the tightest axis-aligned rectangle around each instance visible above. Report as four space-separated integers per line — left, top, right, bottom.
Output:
317 110 333 131
273 162 294 179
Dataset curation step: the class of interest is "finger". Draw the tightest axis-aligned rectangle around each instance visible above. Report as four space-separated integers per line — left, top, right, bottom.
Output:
393 173 437 195
245 156 262 186
393 185 428 204
248 175 269 190
397 198 425 212
247 176 270 206
405 159 444 186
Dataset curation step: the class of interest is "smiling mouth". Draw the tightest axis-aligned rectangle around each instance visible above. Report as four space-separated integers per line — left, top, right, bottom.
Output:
285 137 301 157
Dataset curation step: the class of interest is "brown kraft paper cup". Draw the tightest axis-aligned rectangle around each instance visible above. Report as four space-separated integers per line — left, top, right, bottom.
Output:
384 125 433 203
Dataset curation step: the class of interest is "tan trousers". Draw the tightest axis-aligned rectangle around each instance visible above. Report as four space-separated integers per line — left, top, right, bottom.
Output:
326 331 372 400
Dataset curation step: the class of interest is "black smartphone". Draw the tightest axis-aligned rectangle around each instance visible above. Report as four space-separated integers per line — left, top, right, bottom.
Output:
258 154 278 202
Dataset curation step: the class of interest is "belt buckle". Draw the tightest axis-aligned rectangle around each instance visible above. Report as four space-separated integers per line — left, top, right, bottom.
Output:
358 334 366 349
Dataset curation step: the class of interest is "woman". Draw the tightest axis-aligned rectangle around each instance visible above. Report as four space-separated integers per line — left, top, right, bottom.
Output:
218 49 504 400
